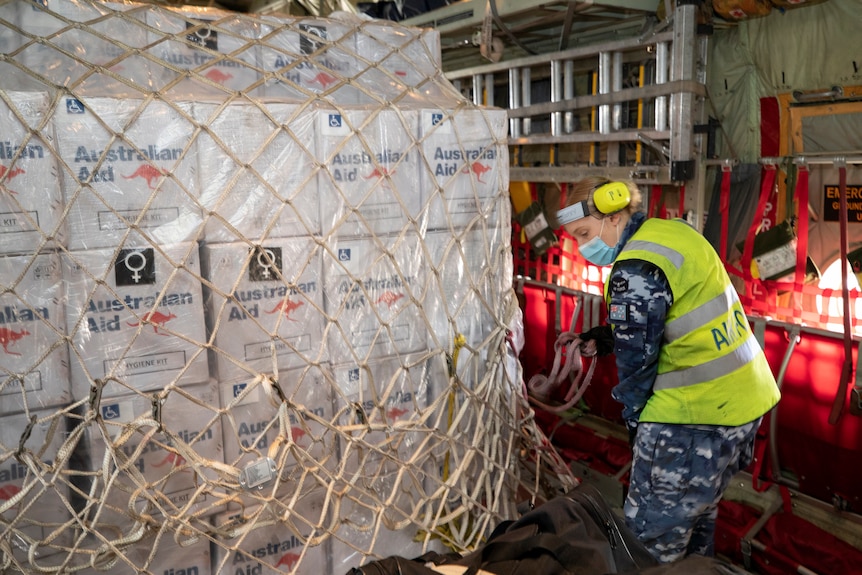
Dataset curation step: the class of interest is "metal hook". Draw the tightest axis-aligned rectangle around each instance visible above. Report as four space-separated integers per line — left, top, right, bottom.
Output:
16 415 36 464
267 375 287 404
151 394 163 432
89 379 104 413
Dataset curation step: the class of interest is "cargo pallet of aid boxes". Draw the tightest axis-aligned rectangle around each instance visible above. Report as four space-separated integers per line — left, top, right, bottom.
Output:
0 2 514 574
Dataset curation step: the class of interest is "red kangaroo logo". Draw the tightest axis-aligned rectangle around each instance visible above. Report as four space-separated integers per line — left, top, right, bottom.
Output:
375 291 403 309
387 406 409 420
290 426 306 442
204 68 233 84
127 310 176 335
265 299 304 320
0 484 21 501
123 164 166 189
275 552 301 569
312 72 337 89
0 165 24 194
0 327 29 356
364 167 396 180
152 452 187 469
462 162 492 184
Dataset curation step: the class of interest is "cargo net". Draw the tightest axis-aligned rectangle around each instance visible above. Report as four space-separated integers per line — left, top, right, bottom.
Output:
0 1 576 574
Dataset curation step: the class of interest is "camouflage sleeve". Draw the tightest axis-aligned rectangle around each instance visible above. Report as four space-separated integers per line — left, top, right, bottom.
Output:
606 259 672 426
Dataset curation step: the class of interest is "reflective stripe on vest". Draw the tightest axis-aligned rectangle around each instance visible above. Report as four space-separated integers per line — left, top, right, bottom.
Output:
664 284 739 343
622 239 684 270
654 334 762 390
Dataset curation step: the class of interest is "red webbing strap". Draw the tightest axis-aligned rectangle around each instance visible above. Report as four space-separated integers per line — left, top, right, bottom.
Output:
719 165 732 261
750 425 772 493
829 164 852 426
739 166 778 314
779 484 794 514
648 184 662 218
791 166 810 322
678 184 685 218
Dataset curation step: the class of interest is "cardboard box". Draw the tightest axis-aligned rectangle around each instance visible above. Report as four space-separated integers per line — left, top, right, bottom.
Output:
0 252 70 414
0 408 72 566
14 0 155 93
422 229 512 388
146 7 264 97
64 242 209 399
351 22 455 106
331 354 430 474
54 96 203 250
0 90 65 255
212 495 330 575
0 2 23 60
330 487 439 574
257 15 365 104
322 234 428 361
201 238 327 381
76 381 225 534
194 100 321 241
316 106 422 239
418 108 509 232
219 365 336 509
75 530 212 575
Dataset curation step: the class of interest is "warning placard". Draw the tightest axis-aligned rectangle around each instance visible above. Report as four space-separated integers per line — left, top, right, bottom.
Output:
823 185 862 222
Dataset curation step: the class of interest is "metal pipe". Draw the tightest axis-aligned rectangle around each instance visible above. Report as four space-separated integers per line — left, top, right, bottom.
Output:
792 86 843 103
758 155 862 165
484 73 494 107
598 51 611 134
551 59 562 137
564 60 575 134
472 73 483 106
654 41 668 131
509 67 521 138
612 51 623 131
669 4 696 172
636 133 669 165
521 66 532 136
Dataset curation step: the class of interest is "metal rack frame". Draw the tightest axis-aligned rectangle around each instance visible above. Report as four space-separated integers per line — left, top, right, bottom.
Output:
405 0 711 229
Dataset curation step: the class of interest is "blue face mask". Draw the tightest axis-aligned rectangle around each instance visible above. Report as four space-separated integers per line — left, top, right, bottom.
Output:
578 219 618 266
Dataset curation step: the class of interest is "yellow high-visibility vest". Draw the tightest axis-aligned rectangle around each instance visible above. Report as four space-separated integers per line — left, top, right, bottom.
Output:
608 218 781 426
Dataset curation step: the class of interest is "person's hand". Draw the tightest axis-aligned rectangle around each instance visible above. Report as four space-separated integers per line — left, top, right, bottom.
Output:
578 325 614 357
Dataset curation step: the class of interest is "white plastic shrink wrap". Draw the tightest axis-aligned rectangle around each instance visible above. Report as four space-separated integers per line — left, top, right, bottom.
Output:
0 90 64 255
0 252 70 414
63 241 209 398
54 96 203 250
0 2 530 573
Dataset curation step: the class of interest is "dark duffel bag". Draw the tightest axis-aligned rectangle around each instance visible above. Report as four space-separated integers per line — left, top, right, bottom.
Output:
348 483 752 574
349 483 658 575
618 555 752 575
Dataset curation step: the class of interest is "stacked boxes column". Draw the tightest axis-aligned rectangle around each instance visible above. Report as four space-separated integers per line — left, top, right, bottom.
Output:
62 242 209 399
419 107 509 234
201 238 327 382
0 90 65 253
194 101 320 243
54 96 203 250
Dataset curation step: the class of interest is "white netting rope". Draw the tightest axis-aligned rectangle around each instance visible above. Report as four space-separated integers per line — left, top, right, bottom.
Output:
0 2 576 574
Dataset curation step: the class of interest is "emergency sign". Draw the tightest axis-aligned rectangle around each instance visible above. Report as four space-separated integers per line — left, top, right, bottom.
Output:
823 184 862 222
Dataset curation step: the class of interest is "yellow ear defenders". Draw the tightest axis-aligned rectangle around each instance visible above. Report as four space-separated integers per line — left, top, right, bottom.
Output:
593 181 631 214
557 181 631 225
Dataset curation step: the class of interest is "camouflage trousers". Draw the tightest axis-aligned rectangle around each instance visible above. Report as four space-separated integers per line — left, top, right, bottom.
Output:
624 418 762 563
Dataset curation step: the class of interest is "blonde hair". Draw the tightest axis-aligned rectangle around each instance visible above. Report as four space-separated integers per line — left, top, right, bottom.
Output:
563 177 643 217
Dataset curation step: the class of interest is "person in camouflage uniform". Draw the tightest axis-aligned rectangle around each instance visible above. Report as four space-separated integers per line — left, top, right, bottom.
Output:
558 177 780 563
